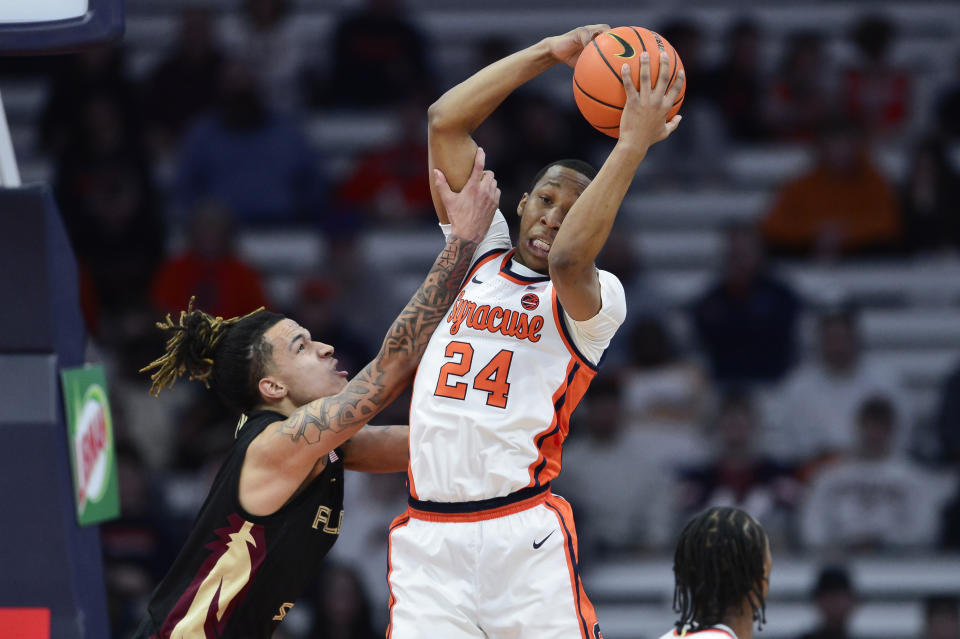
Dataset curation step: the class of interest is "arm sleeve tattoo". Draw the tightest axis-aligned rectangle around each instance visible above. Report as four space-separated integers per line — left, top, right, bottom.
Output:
279 236 478 444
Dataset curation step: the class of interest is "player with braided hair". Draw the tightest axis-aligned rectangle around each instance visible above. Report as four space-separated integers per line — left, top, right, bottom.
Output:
130 148 500 639
663 507 772 639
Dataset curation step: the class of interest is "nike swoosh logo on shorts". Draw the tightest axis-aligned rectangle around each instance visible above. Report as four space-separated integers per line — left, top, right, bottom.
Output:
471 275 484 284
533 530 556 549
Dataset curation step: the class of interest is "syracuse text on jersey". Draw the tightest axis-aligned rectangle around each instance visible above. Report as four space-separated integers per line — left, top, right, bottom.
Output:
445 290 544 342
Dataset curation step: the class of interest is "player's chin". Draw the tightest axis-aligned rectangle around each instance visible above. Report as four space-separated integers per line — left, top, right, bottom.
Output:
518 242 550 274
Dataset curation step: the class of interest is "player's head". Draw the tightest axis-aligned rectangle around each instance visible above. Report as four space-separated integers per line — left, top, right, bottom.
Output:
672 507 771 632
856 394 896 459
514 159 597 274
816 303 860 372
141 299 349 412
810 565 856 629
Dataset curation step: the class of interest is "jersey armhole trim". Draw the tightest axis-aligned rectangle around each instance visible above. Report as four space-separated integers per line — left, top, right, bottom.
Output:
551 290 600 372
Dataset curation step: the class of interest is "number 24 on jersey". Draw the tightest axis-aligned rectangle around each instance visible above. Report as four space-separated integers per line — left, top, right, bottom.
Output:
434 341 514 409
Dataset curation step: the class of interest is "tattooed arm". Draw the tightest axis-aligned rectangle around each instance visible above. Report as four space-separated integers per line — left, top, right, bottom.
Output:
240 148 499 516
340 425 409 473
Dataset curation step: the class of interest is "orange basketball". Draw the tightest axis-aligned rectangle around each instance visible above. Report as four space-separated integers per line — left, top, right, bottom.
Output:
573 26 686 138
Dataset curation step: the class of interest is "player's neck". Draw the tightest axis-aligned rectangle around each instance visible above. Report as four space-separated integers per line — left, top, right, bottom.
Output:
511 251 549 276
255 397 297 417
721 612 753 639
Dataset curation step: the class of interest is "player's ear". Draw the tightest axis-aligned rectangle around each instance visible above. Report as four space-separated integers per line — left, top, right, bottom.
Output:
517 193 528 218
258 376 287 402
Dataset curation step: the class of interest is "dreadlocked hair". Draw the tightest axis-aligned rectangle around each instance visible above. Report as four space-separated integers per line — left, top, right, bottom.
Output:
672 506 769 633
139 297 285 412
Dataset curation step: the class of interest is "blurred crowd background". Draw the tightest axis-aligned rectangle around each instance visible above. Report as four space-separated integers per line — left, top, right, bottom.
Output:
2 0 960 637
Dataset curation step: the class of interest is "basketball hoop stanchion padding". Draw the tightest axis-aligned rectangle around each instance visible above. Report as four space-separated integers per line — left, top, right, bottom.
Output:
0 3 123 633
0 90 21 187
0 186 110 639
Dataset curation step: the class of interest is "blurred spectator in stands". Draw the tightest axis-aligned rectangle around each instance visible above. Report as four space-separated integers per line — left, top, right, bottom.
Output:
795 566 858 639
800 395 944 551
493 92 588 211
100 444 178 637
175 59 325 226
924 596 960 639
766 304 908 463
901 136 960 254
660 20 707 113
150 201 268 320
761 116 901 259
767 30 833 142
653 19 725 183
935 51 960 140
324 0 432 108
335 97 433 227
705 17 768 142
107 305 192 470
934 360 960 465
220 0 303 113
144 7 223 155
328 473 407 631
55 92 164 319
691 223 801 385
619 317 714 462
675 390 800 547
841 14 909 138
168 391 235 476
290 277 374 380
306 563 380 639
943 479 960 549
40 44 141 157
597 234 668 371
553 379 676 557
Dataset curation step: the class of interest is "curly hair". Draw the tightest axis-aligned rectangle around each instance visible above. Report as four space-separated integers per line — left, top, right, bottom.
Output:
672 507 769 632
139 297 284 412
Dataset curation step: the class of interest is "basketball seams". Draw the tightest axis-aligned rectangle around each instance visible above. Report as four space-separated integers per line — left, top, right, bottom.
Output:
666 45 679 92
591 38 625 86
628 26 647 53
573 77 624 111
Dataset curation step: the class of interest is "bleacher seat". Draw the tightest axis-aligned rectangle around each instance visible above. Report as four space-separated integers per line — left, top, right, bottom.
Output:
784 262 960 307
724 146 812 187
237 228 326 274
360 228 444 272
860 309 960 348
622 190 769 230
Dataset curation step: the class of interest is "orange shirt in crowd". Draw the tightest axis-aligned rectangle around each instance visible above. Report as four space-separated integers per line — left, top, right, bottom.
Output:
761 163 901 255
150 253 268 319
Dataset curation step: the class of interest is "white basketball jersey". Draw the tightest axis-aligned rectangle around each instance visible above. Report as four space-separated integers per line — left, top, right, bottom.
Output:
408 244 625 503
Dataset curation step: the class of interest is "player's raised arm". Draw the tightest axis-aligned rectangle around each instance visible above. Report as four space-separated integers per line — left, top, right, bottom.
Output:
549 52 684 320
428 24 608 223
240 150 500 513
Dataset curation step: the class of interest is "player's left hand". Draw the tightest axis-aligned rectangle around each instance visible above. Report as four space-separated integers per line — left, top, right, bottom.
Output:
545 24 610 67
435 146 500 244
618 52 685 154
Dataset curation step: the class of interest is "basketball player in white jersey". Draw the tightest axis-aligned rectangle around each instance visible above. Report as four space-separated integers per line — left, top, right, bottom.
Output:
661 507 772 639
386 26 685 638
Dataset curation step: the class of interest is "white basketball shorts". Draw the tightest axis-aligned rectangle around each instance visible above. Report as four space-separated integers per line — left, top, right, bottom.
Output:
386 486 603 639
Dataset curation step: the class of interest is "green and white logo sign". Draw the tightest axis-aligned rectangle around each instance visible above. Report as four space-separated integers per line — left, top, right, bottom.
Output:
61 365 119 526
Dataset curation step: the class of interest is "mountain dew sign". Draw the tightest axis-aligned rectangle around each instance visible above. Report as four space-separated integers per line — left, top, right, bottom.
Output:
61 365 119 526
